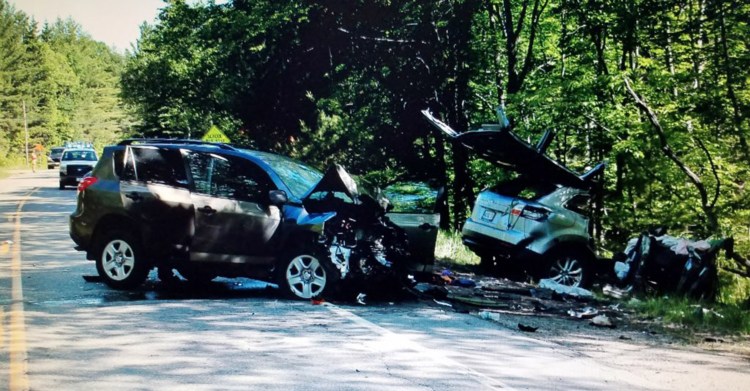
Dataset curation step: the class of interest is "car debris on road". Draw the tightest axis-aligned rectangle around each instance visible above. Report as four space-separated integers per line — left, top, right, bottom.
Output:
590 314 616 328
408 267 631 332
609 228 734 300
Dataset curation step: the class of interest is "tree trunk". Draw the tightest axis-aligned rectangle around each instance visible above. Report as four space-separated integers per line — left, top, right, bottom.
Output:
446 0 479 230
688 0 706 89
624 77 719 233
432 131 451 230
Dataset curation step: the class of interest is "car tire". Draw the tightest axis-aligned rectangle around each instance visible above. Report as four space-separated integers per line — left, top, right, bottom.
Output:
544 249 592 288
95 229 150 289
277 246 337 300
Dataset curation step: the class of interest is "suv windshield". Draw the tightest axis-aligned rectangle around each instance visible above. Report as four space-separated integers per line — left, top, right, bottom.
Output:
246 150 323 198
62 150 97 161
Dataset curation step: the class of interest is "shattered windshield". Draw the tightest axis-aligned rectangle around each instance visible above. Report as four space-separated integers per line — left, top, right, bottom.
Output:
245 150 323 199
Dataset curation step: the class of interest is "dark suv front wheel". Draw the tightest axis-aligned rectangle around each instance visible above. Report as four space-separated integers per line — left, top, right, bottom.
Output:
95 230 150 289
277 247 336 300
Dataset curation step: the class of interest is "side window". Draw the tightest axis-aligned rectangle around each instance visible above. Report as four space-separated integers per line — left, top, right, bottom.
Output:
121 146 187 187
113 149 126 178
184 151 270 202
118 149 136 181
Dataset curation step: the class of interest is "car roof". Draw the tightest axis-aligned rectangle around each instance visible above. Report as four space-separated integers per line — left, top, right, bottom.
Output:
113 140 316 202
115 139 313 170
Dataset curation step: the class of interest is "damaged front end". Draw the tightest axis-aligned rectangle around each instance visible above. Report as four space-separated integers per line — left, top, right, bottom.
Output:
302 165 415 287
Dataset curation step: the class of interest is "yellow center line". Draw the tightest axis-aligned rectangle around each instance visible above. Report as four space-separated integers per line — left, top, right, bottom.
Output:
8 188 36 391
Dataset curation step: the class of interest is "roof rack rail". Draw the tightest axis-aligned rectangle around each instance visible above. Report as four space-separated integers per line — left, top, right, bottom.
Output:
117 138 236 151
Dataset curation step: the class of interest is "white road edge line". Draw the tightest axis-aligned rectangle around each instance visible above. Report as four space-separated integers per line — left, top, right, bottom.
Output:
323 302 516 390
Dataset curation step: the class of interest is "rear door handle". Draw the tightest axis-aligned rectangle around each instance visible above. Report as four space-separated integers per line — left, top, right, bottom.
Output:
199 205 217 215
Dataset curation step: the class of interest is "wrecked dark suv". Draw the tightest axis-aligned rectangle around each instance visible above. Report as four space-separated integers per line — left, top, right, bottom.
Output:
423 111 604 287
69 139 440 299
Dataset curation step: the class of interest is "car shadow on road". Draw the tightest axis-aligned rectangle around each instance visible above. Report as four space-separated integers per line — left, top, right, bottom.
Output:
81 275 283 302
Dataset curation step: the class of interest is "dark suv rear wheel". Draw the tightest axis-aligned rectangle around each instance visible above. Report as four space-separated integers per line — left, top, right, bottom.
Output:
95 230 150 289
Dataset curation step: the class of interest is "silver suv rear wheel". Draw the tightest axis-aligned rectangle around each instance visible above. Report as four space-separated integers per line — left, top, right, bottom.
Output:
546 251 590 287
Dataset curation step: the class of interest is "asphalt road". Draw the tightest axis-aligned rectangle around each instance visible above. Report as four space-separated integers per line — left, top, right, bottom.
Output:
1 170 748 391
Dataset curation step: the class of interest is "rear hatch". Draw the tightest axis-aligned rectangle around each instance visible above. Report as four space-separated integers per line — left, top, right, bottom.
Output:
468 179 556 245
421 110 604 189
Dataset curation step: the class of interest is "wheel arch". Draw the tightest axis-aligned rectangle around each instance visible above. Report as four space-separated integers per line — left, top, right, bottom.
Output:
88 214 141 259
538 234 595 258
540 241 597 287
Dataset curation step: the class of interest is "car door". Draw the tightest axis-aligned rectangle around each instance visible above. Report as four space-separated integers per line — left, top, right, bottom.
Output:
118 146 194 254
383 182 442 272
183 150 281 264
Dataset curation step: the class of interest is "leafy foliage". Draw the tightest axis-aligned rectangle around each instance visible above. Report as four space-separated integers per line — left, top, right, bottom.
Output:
3 0 750 302
0 1 131 161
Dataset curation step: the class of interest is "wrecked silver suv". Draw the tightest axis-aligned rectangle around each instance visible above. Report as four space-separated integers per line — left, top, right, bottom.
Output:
423 111 605 287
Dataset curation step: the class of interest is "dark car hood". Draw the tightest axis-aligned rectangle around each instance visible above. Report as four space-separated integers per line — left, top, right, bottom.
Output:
421 110 604 189
302 164 362 202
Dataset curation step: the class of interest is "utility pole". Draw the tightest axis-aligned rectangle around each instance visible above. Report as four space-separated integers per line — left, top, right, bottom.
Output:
23 100 29 167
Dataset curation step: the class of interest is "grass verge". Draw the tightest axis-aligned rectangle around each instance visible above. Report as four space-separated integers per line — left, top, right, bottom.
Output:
628 296 750 335
435 230 480 268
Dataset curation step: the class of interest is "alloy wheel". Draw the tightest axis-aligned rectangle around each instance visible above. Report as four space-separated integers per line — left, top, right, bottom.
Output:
549 256 584 287
101 239 136 281
285 254 327 299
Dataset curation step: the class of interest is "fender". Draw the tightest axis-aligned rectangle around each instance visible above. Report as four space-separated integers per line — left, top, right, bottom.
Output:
296 211 337 233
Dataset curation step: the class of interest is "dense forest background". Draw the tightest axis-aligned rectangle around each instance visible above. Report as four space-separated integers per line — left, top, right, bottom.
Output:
1 0 748 301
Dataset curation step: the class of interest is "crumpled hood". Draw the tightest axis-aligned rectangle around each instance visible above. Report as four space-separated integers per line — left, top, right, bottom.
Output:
302 164 392 212
302 164 361 202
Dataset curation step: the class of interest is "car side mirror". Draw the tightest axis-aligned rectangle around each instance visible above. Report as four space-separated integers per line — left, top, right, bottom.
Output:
268 190 288 206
